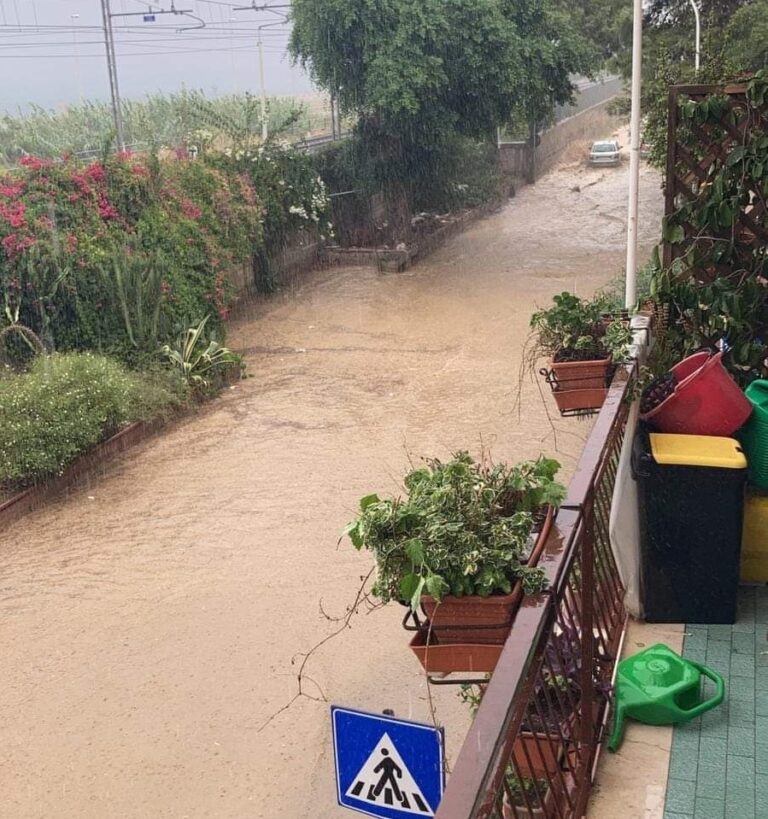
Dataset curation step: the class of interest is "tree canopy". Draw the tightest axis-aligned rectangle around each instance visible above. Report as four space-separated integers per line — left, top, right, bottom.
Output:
290 0 593 149
727 0 768 72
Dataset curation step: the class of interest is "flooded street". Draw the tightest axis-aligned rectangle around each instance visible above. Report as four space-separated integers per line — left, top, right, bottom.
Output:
0 150 663 818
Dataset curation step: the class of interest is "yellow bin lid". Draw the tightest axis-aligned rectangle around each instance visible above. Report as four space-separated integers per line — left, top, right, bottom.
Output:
649 434 748 469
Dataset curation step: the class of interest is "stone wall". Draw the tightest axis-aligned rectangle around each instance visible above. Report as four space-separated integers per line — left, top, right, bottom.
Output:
498 97 623 183
225 228 322 296
536 98 623 177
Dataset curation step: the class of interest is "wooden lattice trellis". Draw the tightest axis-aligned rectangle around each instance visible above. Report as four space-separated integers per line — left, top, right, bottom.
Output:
663 81 768 281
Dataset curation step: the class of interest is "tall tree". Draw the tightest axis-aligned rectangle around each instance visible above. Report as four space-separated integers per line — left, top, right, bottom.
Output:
290 0 592 159
727 0 768 72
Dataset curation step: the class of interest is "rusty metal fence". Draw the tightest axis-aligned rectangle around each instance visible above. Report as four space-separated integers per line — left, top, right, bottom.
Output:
436 365 634 819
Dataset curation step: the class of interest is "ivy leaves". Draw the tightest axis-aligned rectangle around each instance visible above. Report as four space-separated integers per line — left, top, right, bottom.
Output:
341 453 564 611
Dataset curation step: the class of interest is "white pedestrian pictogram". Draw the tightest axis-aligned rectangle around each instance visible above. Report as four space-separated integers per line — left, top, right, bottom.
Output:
345 733 434 816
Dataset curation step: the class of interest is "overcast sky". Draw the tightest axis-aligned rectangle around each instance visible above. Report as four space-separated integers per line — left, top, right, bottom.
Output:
0 0 315 114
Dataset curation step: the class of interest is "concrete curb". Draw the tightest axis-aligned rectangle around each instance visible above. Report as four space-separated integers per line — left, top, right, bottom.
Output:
0 418 168 531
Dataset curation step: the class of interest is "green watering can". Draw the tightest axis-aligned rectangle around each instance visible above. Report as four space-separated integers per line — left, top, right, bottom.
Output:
608 644 725 752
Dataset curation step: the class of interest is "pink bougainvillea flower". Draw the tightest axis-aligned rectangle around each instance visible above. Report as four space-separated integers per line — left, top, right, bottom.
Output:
0 181 25 199
2 232 35 259
18 156 52 171
0 201 27 229
84 162 106 184
97 194 119 221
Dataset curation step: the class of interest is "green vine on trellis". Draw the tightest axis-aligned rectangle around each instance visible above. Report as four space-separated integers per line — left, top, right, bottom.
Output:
653 70 768 384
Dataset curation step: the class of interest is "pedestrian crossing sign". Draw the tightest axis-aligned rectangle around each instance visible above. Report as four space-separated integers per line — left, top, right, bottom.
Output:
331 706 445 818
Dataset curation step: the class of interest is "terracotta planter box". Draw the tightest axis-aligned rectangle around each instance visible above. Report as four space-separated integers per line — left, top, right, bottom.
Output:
408 630 504 674
420 590 523 644
407 509 554 674
415 507 554 645
549 356 611 413
512 710 578 779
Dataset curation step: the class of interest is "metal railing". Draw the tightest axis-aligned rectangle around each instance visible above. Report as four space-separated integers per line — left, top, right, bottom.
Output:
435 364 634 819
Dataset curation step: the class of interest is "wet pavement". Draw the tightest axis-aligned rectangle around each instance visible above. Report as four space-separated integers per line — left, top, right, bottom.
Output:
0 149 663 818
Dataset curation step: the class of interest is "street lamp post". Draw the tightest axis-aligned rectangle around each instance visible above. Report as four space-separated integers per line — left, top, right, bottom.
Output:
689 0 701 73
624 0 643 309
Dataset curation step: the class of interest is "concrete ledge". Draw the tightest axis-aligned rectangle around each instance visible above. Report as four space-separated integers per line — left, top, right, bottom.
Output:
321 195 509 271
588 619 685 819
0 418 168 530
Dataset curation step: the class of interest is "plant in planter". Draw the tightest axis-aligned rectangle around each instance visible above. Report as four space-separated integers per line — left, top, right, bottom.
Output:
343 452 565 671
530 292 632 413
460 626 611 783
460 685 551 817
501 774 550 818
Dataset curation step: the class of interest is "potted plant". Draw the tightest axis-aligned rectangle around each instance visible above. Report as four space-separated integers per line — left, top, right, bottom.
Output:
460 686 553 817
530 292 632 413
342 452 565 672
501 774 550 818
513 671 580 778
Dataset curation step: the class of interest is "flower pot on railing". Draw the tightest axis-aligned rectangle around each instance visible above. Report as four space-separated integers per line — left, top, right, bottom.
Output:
416 507 554 646
543 356 612 414
512 711 578 779
407 507 555 675
530 292 631 417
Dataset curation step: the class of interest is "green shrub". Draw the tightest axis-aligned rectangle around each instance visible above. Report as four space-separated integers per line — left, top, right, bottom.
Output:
0 352 182 487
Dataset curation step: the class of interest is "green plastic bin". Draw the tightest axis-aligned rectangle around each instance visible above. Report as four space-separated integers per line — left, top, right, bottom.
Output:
741 380 768 489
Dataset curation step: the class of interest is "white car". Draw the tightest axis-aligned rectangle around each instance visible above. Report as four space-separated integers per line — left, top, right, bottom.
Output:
589 140 621 166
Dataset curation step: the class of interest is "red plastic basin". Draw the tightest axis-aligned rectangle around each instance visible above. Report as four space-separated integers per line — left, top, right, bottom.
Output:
641 351 752 436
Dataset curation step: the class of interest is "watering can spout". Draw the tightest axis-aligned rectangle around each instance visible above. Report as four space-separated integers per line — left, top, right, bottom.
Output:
608 704 625 752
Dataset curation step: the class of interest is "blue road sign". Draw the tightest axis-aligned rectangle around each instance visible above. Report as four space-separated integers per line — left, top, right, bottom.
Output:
143 14 156 22
331 706 445 818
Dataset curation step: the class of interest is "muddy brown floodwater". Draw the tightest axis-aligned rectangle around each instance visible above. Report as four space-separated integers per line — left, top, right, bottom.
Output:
0 144 663 819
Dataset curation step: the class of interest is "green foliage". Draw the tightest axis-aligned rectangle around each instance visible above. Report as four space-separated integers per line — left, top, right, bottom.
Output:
559 0 633 65
504 774 549 809
603 319 634 360
530 292 630 361
343 453 565 610
599 256 659 311
651 72 768 385
207 142 332 291
0 352 183 487
0 91 326 167
506 0 596 131
162 315 242 391
727 0 768 72
412 135 510 213
291 0 592 205
641 38 742 171
0 144 328 360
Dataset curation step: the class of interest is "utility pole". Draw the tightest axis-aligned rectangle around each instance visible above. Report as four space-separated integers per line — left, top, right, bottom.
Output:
100 2 194 153
258 29 268 140
71 13 83 103
234 4 289 142
100 0 125 151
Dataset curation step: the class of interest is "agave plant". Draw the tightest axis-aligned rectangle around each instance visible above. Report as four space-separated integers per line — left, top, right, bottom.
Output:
161 315 241 389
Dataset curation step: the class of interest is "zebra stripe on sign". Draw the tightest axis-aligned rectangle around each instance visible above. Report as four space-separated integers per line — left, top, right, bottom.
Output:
345 733 433 816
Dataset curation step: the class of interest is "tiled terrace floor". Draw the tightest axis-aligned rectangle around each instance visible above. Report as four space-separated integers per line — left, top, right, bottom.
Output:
664 587 768 819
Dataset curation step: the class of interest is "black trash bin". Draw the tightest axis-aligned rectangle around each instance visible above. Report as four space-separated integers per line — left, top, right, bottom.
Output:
633 427 748 624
